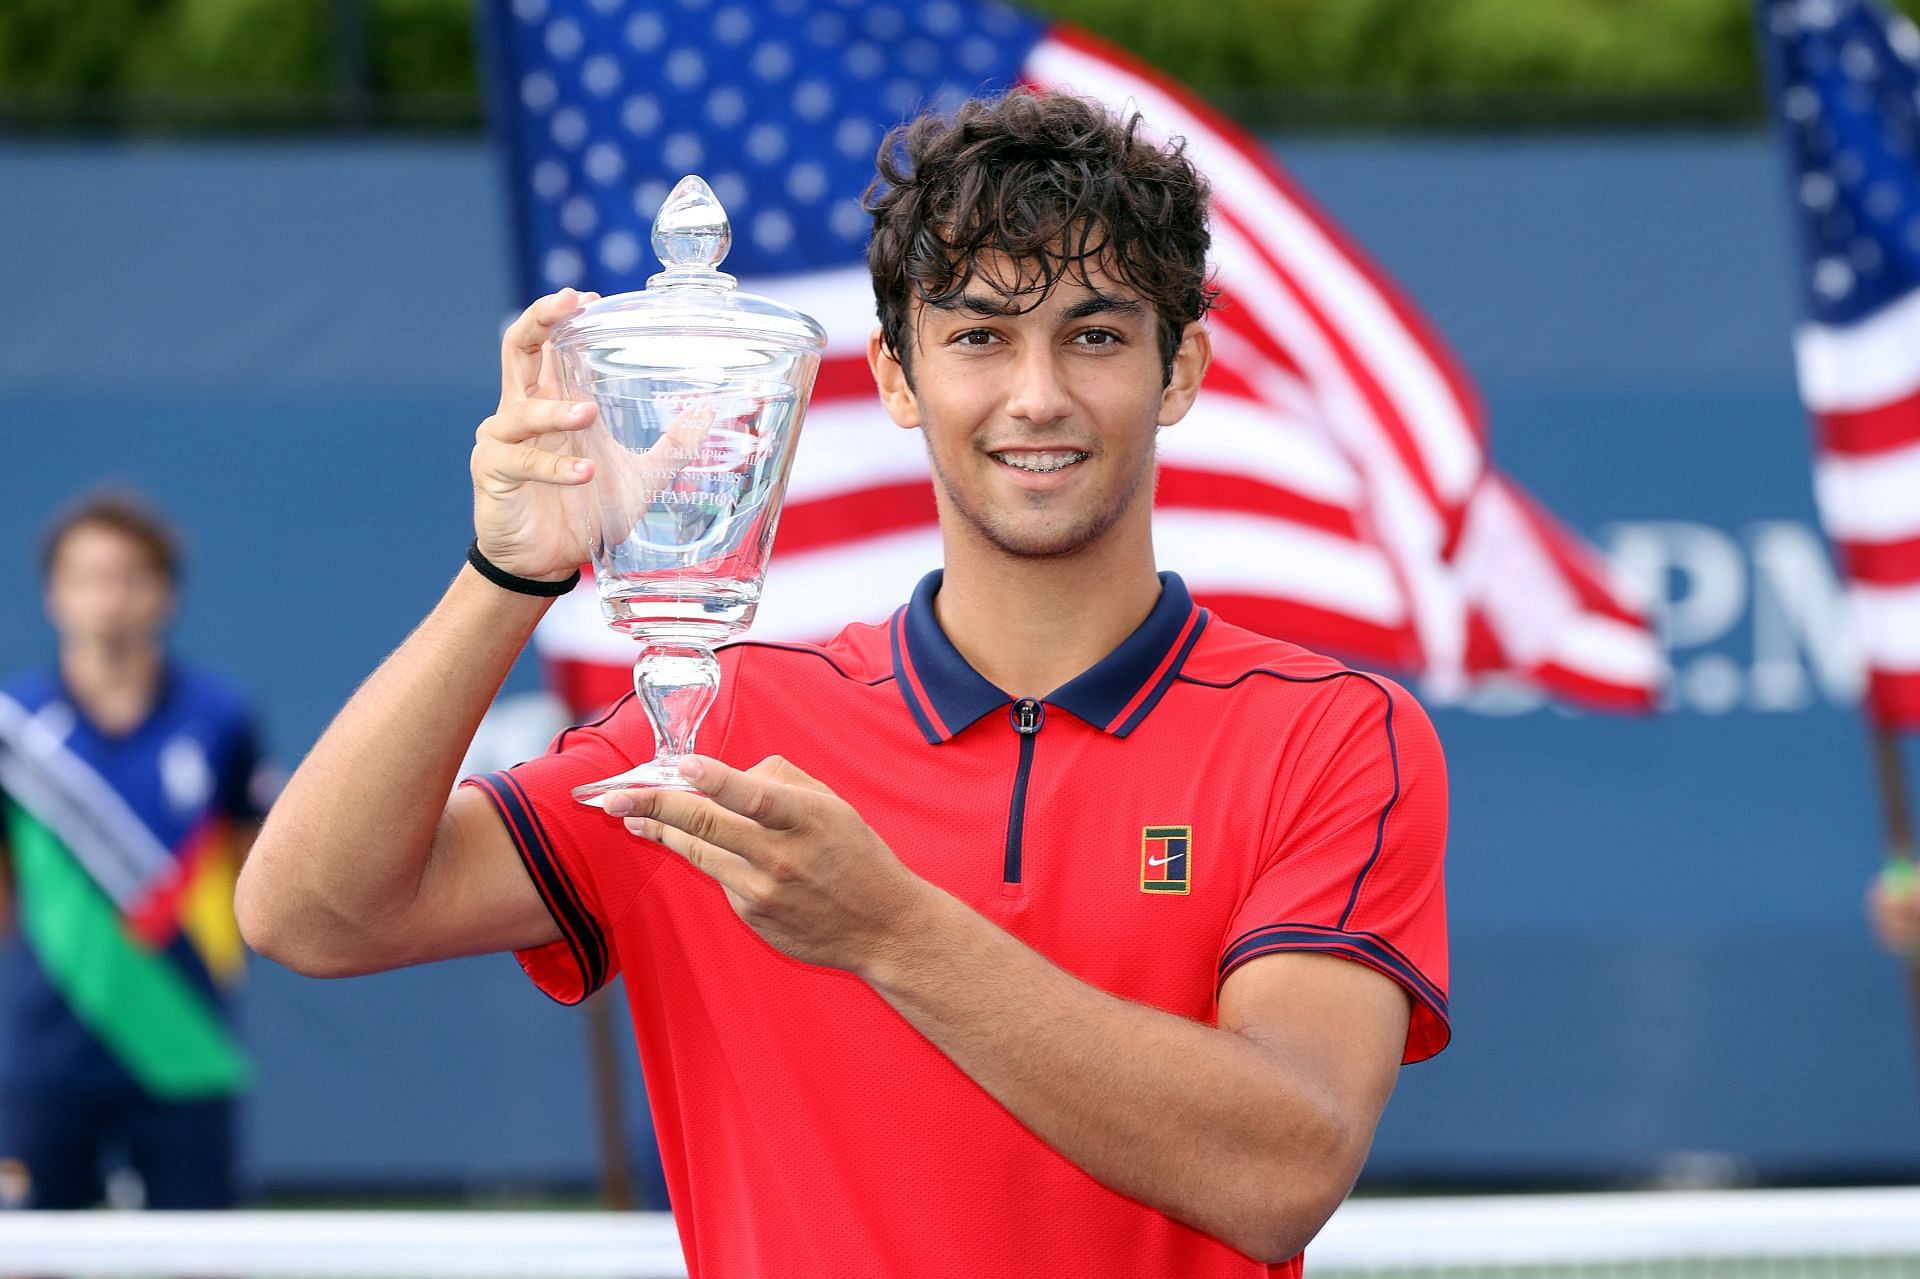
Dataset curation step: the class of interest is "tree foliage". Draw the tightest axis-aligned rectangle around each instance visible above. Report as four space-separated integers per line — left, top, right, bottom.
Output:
3 0 1917 130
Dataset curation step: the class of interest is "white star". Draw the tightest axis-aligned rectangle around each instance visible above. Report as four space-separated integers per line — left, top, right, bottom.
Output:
531 160 569 201
627 12 667 52
585 142 626 185
550 108 589 150
664 131 705 171
545 18 584 61
706 86 747 128
582 54 622 97
521 71 558 113
544 246 584 288
601 231 642 274
754 209 795 252
713 6 753 45
622 93 662 136
1813 255 1855 299
746 123 788 164
666 48 708 91
752 42 794 81
561 196 599 238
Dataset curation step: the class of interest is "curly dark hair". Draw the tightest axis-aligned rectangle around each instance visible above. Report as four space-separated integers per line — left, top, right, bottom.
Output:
865 90 1219 385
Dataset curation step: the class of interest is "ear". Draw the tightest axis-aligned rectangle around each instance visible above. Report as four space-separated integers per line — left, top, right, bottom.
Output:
867 326 922 430
1156 321 1212 428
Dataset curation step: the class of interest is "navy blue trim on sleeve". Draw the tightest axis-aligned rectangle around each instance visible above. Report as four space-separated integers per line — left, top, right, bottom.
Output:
1219 921 1448 1025
470 770 609 1004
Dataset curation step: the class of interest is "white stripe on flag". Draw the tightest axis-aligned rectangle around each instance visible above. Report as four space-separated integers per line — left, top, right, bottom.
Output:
736 266 877 354
1159 397 1363 507
1793 288 1920 414
1551 614 1669 689
1152 509 1406 626
1024 36 1483 506
1814 439 1920 543
1852 582 1920 671
753 528 943 640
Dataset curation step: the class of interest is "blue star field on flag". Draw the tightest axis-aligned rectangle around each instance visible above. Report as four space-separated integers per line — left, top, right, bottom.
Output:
1763 0 1920 325
485 0 1047 293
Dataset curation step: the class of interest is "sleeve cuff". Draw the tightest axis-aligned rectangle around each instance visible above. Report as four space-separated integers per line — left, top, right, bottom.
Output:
462 771 611 1006
1219 922 1451 1064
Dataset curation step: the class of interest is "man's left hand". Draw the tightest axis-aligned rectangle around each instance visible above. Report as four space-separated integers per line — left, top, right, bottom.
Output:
604 755 932 975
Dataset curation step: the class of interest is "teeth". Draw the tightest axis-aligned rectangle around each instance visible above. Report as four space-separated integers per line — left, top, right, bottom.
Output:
993 450 1088 473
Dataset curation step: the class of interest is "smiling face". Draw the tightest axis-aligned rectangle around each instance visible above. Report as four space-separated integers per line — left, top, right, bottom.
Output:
869 253 1210 562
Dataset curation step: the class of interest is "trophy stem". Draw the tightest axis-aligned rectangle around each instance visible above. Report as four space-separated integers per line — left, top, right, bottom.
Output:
572 639 721 807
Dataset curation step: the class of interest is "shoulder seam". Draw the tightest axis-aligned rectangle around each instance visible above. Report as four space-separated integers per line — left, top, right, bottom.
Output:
725 640 895 687
1178 667 1402 931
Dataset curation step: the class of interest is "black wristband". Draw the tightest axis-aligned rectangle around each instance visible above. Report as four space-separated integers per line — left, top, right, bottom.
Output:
466 539 581 597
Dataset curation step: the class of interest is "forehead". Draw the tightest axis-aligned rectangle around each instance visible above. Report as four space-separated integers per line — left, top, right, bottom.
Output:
50 522 164 573
915 249 1151 318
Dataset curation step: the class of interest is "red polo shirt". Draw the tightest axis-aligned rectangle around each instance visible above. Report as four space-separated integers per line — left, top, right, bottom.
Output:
466 571 1448 1278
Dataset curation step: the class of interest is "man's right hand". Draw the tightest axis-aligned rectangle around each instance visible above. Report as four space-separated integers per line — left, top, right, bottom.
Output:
471 288 603 582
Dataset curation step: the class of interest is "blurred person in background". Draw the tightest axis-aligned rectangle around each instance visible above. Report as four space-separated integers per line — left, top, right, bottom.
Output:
0 492 270 1209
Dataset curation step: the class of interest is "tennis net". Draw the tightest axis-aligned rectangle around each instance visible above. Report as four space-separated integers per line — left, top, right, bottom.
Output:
0 1186 1915 1277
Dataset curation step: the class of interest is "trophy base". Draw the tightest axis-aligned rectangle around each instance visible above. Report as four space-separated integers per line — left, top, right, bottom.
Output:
572 760 700 807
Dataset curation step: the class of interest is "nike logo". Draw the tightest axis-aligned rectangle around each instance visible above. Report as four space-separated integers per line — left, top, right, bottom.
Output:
1147 854 1179 867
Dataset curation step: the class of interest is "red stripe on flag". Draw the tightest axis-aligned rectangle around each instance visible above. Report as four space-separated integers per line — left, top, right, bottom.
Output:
812 353 879 401
1044 24 1488 448
1869 668 1920 729
1836 534 1920 586
1818 394 1920 457
541 655 635 722
1154 468 1359 539
1500 478 1648 629
1208 199 1457 525
1192 593 1418 671
776 482 938 555
1530 661 1659 715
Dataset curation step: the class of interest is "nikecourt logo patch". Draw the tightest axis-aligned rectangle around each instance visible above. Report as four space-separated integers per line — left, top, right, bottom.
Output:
1141 826 1191 895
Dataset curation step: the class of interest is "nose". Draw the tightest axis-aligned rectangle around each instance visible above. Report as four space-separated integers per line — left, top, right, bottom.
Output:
1002 346 1073 427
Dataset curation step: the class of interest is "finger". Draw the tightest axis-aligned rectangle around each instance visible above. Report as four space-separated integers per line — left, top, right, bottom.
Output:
681 756 808 831
474 438 594 488
500 289 600 404
631 786 774 859
480 397 598 446
756 754 832 796
625 812 763 895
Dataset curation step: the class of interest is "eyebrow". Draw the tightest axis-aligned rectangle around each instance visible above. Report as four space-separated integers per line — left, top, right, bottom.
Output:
930 291 1148 322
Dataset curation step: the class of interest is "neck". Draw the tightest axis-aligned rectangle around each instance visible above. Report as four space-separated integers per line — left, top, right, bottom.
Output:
60 639 164 735
933 516 1162 699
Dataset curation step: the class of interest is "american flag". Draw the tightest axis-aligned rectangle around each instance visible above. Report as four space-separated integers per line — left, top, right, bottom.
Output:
1764 0 1920 729
484 0 1662 716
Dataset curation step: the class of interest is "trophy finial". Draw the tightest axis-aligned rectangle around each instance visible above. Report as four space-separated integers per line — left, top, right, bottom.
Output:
652 175 731 273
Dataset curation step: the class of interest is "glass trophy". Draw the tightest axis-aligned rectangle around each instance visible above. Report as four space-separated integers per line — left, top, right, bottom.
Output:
552 176 827 804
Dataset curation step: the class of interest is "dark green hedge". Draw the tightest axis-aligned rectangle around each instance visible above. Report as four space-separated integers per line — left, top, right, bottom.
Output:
3 0 1916 130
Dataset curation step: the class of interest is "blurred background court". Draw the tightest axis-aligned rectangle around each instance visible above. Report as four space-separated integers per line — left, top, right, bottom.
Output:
3 0 1920 1274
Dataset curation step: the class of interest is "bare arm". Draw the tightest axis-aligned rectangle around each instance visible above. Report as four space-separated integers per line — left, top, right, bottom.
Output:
618 756 1409 1263
236 288 603 977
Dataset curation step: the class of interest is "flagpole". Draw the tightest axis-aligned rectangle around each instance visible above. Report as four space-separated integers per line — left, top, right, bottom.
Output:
584 990 635 1209
1868 722 1920 1066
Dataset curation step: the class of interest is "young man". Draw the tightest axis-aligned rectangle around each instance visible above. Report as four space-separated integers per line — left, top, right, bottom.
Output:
238 93 1448 1275
0 494 267 1209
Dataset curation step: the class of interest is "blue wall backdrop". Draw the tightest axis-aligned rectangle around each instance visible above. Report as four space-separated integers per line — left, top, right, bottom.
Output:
2 134 1916 1189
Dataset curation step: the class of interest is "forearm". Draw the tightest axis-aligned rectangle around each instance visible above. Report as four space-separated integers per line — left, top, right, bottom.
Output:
236 566 550 971
863 889 1356 1262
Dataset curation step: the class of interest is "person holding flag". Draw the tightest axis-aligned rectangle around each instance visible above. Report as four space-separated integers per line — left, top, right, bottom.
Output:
0 492 270 1210
238 92 1448 1276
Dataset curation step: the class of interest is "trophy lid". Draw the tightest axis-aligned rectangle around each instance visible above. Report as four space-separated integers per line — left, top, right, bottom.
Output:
550 176 828 359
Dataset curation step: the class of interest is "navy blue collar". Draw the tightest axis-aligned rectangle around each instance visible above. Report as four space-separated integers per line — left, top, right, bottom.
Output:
889 571 1209 744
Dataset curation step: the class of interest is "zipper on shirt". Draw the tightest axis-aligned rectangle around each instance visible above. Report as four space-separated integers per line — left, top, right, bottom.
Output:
1002 698 1044 885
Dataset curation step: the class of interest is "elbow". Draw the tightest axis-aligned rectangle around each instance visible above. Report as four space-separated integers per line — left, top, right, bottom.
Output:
234 835 378 980
1232 1119 1370 1264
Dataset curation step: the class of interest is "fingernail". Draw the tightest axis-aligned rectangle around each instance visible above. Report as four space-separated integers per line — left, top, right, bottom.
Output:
679 757 708 782
604 792 633 815
570 459 590 476
570 402 593 420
